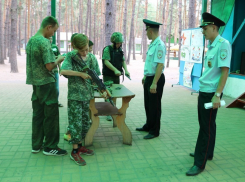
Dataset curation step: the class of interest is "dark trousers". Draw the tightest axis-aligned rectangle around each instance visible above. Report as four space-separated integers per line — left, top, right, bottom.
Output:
143 74 165 135
31 82 60 149
54 72 59 99
194 91 222 169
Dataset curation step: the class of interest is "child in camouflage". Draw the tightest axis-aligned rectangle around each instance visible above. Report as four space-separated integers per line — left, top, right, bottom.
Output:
60 34 107 166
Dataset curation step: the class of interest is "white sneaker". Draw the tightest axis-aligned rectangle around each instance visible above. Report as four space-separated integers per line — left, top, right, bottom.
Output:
31 149 40 154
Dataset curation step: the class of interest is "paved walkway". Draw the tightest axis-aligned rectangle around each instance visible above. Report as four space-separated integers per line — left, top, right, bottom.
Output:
0 54 245 182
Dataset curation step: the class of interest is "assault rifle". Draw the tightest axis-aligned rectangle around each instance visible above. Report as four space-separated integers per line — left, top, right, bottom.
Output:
71 53 115 106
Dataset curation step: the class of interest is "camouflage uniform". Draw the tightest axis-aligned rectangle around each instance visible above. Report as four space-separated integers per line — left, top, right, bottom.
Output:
61 50 99 144
26 35 59 150
51 44 61 99
88 52 101 76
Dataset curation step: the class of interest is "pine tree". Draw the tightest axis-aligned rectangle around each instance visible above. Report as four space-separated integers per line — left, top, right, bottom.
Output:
9 0 18 72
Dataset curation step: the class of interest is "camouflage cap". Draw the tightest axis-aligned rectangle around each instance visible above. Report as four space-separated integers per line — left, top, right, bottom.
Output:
110 32 124 43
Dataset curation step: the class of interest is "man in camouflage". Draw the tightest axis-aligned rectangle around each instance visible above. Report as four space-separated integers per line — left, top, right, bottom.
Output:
26 16 67 156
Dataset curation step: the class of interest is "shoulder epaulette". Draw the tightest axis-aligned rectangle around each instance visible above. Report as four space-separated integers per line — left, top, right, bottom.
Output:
218 38 225 43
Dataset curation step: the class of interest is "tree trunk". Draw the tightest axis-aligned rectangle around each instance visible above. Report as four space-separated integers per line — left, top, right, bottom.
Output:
9 0 18 73
111 0 115 32
196 0 201 27
134 0 142 39
166 0 174 68
174 2 178 45
162 0 169 44
122 0 127 61
85 0 89 35
126 0 136 65
79 0 83 33
30 1 34 37
188 0 196 28
142 0 148 62
93 0 97 53
65 0 68 52
27 0 30 41
7 3 11 59
40 0 42 20
47 0 51 15
89 0 92 39
57 0 61 50
119 0 125 33
70 0 73 35
184 0 187 29
4 5 10 60
24 0 27 52
178 0 182 66
99 0 105 58
0 0 4 63
17 0 21 56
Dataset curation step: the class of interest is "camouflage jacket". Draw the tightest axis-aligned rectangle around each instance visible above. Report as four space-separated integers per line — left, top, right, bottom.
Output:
26 35 56 85
87 53 101 76
51 44 60 73
61 50 99 101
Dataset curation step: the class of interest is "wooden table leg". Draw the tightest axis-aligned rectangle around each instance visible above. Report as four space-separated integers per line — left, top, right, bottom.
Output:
112 98 117 127
117 97 132 145
85 99 99 146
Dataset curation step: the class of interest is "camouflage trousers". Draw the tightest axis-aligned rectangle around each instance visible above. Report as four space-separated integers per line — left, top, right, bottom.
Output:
67 99 91 144
31 82 59 149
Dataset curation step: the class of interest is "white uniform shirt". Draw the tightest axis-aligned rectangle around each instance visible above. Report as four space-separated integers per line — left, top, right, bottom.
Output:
199 35 231 92
144 36 166 76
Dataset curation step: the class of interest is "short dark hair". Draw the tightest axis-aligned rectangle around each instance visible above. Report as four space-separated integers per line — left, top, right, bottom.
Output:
150 27 159 34
89 40 94 47
216 25 220 31
41 16 59 28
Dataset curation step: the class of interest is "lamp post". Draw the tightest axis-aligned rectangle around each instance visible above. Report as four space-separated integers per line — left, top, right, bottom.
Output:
51 0 56 44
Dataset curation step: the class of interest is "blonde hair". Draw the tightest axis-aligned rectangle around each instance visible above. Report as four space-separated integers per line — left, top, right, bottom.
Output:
72 34 89 49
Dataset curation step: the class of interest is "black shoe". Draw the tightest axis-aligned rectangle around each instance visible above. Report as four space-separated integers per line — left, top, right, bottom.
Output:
43 147 67 156
136 127 149 132
143 134 158 139
186 165 204 176
189 152 213 160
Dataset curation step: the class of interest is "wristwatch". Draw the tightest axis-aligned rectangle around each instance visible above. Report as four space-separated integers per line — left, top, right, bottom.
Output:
215 92 221 97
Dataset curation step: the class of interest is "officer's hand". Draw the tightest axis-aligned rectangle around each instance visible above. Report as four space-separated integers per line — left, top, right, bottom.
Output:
114 70 121 76
211 96 221 109
142 77 146 85
80 72 91 80
150 83 157 94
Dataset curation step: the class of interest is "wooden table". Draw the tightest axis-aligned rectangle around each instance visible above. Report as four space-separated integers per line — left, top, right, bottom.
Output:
85 84 135 146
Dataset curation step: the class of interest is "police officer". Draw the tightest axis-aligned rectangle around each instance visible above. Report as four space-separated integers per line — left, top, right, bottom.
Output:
186 12 231 176
102 32 130 121
136 19 166 139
